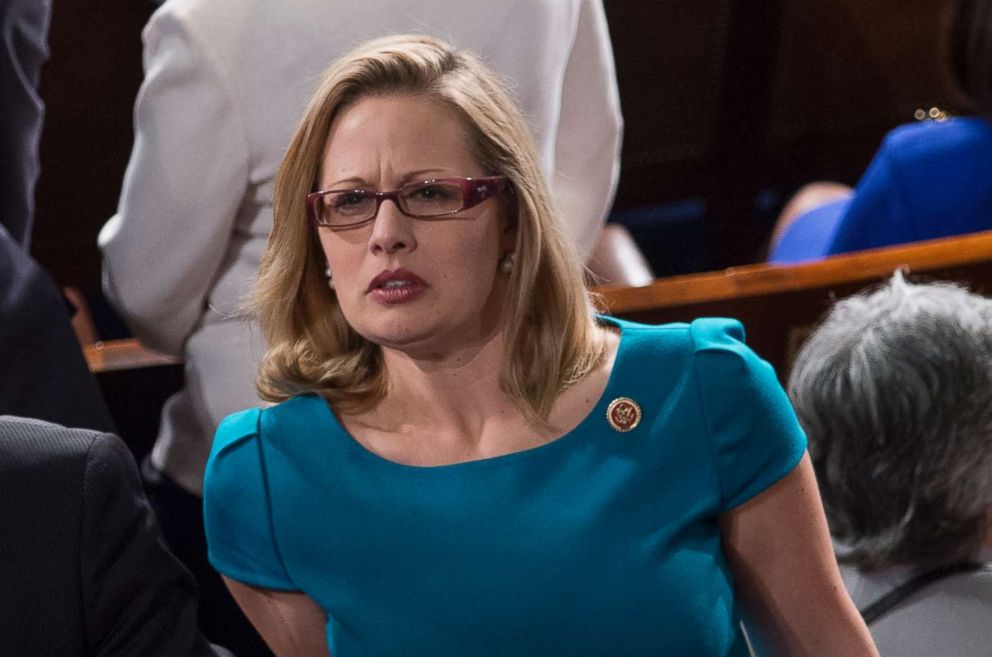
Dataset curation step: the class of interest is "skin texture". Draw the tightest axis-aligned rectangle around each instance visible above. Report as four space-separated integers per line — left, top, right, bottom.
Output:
316 94 514 362
223 579 328 657
225 94 878 657
720 454 879 656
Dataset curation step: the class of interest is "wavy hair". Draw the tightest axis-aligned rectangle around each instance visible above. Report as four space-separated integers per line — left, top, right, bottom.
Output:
789 273 992 571
253 34 604 424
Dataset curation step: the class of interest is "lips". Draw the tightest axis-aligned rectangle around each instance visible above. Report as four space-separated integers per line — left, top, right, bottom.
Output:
366 268 428 305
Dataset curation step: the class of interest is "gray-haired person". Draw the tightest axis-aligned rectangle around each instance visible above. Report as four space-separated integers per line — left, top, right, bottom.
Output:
788 273 992 657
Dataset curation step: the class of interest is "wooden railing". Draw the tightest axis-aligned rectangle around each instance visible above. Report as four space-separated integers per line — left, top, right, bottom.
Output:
84 339 180 373
596 230 992 377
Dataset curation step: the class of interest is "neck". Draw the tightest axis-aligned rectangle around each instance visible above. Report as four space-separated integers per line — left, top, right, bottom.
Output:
372 327 519 438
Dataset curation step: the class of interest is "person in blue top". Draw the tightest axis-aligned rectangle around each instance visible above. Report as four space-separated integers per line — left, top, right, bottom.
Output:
203 34 878 657
768 0 992 264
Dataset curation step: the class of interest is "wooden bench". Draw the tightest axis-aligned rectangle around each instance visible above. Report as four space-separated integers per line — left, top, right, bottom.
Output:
597 229 992 378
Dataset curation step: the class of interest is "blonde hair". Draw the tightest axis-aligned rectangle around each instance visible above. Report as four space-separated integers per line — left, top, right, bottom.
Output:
254 34 605 424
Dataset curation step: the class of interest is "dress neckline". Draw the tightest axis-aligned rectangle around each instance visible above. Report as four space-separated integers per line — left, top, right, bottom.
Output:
312 316 631 473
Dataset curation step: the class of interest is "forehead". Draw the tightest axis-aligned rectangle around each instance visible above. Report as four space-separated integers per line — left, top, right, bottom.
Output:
319 94 481 184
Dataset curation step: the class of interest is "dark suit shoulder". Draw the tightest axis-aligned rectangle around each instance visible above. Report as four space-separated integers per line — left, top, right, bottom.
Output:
0 417 99 654
76 422 216 656
0 231 117 432
0 416 105 470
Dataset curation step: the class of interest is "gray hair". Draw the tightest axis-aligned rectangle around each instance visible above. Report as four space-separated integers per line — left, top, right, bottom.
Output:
788 273 992 571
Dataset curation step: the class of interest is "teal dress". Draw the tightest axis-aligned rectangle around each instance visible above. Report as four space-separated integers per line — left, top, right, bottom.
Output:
204 318 806 656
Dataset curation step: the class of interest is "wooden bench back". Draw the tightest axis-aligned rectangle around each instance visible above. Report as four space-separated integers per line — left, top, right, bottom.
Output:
596 230 992 379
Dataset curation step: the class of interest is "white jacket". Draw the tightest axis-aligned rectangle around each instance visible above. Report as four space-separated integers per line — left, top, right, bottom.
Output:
99 0 622 494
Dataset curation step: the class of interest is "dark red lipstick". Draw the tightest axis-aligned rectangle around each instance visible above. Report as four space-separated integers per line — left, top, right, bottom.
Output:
366 269 428 305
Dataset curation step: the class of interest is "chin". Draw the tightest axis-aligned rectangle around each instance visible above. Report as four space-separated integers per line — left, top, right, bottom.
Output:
356 315 440 350
363 313 497 357
343 291 504 355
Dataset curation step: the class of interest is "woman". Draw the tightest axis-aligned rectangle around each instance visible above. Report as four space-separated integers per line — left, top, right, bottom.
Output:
789 275 992 656
100 5 620 652
204 35 877 656
767 0 992 263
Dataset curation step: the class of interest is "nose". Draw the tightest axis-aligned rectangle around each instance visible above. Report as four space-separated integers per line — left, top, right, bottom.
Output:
368 197 416 256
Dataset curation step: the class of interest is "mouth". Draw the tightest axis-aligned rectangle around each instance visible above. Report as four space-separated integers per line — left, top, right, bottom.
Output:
367 269 428 304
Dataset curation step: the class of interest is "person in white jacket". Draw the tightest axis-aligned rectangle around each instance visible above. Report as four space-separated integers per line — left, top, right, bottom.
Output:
99 2 621 654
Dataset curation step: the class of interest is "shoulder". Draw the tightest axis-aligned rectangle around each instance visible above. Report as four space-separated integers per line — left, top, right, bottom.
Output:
867 566 992 656
0 416 105 473
0 418 141 537
686 317 747 353
604 316 752 370
605 318 772 405
144 0 255 65
211 406 263 458
606 316 744 342
211 395 325 459
881 117 992 163
930 565 992 599
0 418 102 521
149 0 249 30
686 317 774 384
604 316 693 346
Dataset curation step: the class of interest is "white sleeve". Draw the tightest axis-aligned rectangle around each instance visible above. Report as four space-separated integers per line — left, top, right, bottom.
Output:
98 8 249 356
552 0 623 263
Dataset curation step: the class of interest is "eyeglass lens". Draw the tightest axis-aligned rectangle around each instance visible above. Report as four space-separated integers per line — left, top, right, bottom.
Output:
318 181 466 226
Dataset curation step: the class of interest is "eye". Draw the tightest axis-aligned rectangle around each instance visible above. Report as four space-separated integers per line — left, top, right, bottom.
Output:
414 184 454 200
331 192 368 208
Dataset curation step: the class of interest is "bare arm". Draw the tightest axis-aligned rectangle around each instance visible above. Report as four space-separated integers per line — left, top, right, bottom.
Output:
719 454 878 657
223 577 330 657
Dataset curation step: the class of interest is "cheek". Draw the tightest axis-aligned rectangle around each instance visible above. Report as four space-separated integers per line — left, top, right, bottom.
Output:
436 226 502 293
318 231 364 274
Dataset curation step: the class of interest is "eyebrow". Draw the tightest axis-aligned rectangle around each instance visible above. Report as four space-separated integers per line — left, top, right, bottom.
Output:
326 168 450 189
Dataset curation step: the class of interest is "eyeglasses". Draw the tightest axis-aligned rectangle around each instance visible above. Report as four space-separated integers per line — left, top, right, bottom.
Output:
306 176 509 230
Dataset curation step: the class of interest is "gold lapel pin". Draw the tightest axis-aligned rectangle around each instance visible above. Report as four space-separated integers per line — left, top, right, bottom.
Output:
606 397 642 432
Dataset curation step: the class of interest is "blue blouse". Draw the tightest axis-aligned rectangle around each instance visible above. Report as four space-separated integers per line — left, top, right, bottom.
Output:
770 116 992 263
204 318 806 656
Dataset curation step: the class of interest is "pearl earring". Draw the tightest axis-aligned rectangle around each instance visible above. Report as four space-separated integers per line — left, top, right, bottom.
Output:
499 252 515 274
325 266 335 290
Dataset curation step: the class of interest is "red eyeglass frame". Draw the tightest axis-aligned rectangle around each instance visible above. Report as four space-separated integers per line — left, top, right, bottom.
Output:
306 176 509 230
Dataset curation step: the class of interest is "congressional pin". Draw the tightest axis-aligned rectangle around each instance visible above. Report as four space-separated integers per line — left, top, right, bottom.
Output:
606 397 642 432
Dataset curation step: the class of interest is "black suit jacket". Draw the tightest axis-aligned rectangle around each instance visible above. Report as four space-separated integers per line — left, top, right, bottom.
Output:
0 227 115 432
0 416 216 656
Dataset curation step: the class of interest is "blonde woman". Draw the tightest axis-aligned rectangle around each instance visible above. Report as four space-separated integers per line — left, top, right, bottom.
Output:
204 35 877 657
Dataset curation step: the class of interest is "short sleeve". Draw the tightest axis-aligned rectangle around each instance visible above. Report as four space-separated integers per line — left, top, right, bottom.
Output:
204 407 298 591
690 318 807 511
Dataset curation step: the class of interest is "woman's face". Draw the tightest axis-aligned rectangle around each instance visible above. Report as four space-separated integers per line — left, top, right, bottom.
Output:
315 93 515 356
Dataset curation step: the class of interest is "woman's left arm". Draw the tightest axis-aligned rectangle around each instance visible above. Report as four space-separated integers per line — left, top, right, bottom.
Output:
719 453 878 657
